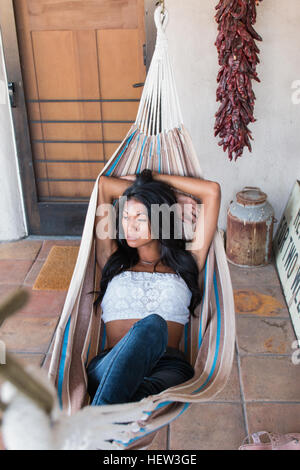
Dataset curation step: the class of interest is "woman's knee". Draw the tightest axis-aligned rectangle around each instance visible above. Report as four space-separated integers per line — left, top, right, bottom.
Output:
137 313 167 331
134 314 168 345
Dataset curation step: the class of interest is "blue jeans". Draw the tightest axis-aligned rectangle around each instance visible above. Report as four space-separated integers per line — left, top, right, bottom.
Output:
86 314 195 406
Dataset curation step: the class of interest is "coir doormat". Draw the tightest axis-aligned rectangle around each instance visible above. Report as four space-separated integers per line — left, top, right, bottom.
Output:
32 245 79 291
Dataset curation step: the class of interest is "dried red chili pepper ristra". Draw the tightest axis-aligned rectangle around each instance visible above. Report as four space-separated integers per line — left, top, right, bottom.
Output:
214 0 263 161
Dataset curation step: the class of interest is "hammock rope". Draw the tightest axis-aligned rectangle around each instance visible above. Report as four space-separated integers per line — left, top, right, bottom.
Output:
48 5 236 450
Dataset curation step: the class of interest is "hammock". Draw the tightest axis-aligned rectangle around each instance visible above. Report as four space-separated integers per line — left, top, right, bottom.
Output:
48 5 236 450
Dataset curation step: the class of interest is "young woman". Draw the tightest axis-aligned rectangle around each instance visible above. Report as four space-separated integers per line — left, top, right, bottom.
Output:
86 169 221 406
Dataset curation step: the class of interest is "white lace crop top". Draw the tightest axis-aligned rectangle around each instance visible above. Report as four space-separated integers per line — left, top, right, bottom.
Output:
101 270 193 325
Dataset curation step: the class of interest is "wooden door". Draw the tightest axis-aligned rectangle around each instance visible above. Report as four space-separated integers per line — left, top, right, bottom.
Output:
12 0 146 235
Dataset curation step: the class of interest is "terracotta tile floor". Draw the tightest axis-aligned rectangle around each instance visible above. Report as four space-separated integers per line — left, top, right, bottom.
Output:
0 237 299 450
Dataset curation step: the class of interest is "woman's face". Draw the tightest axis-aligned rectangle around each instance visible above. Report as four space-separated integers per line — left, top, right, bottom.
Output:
121 198 151 247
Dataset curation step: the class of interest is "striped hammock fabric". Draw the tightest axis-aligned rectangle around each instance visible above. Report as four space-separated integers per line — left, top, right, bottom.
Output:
48 5 236 450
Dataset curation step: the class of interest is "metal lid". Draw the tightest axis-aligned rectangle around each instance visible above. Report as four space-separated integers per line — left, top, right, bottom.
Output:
236 186 267 206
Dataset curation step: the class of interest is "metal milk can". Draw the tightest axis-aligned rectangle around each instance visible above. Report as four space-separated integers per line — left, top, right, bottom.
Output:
226 186 276 267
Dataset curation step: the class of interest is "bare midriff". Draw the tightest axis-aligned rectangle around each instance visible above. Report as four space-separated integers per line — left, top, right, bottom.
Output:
103 264 185 350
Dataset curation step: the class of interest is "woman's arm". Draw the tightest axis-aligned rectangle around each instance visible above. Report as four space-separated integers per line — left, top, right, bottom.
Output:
187 192 221 272
95 175 133 269
99 175 133 203
152 171 221 272
152 171 219 201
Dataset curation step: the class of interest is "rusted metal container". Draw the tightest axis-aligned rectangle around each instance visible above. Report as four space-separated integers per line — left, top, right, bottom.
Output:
226 186 276 267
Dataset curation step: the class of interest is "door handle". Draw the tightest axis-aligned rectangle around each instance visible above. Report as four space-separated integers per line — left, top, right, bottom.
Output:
132 82 145 88
8 82 17 108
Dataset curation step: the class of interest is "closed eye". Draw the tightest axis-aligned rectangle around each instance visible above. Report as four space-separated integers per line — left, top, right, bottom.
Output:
123 215 147 222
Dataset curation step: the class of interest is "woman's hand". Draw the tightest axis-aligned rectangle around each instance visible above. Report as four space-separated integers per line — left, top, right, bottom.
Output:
119 174 136 181
175 191 198 226
152 171 198 224
120 171 157 181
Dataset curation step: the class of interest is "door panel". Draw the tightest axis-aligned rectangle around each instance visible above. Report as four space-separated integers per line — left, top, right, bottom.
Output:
12 0 146 234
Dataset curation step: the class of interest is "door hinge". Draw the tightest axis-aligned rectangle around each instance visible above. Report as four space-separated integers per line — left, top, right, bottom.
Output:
143 43 146 66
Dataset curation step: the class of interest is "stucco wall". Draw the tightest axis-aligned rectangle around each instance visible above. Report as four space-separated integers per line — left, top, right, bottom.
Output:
0 29 27 241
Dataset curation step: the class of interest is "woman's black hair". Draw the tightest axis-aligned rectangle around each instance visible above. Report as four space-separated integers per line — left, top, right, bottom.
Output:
89 168 203 318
